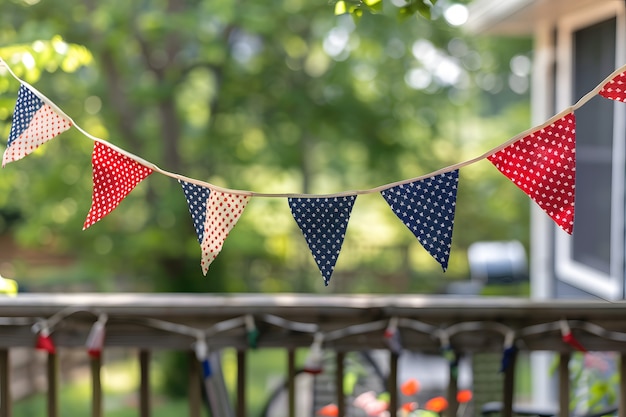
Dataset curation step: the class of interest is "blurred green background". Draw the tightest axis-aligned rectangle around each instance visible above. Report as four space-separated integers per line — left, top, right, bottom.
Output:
0 1 533 414
0 0 532 295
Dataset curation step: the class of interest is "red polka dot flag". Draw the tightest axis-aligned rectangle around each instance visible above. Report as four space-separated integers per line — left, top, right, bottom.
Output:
599 70 626 102
488 113 576 234
83 142 153 230
3 85 71 167
199 190 250 275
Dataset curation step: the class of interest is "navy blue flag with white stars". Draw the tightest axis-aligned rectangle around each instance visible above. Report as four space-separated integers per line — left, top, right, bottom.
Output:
380 170 459 271
178 180 211 244
288 196 356 286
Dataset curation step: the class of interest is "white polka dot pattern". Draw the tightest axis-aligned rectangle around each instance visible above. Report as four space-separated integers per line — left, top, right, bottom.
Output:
3 85 71 166
83 142 153 230
381 170 459 271
178 180 211 244
488 113 576 234
199 191 250 275
599 71 626 102
288 196 356 286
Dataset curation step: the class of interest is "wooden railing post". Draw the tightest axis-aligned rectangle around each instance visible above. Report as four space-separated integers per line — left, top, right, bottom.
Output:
47 352 59 417
389 352 399 417
502 349 518 417
236 350 246 417
558 352 570 417
91 356 103 417
0 349 10 417
139 350 151 417
618 352 626 417
446 356 459 417
335 351 345 417
188 351 201 417
287 349 296 417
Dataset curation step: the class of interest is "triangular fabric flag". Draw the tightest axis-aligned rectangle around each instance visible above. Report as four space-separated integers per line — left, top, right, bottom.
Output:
178 180 211 244
3 84 72 166
288 195 356 286
599 70 626 102
83 142 153 229
381 170 459 271
199 190 250 275
488 113 576 234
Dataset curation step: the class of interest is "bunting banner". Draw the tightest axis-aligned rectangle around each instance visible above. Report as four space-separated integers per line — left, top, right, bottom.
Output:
3 84 71 166
83 142 153 230
2 57 626 284
198 190 250 275
381 170 459 271
488 113 576 234
599 70 626 102
288 196 356 285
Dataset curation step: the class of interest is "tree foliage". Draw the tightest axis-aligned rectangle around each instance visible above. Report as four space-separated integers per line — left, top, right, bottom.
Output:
0 0 531 293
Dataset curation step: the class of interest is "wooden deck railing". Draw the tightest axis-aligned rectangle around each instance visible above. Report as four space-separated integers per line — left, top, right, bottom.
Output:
1 293 626 417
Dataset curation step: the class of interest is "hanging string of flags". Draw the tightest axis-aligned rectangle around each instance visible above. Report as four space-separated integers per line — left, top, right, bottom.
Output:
3 304 621 373
2 56 626 284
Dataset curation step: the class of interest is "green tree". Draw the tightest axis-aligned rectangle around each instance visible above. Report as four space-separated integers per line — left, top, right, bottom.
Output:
0 0 531 293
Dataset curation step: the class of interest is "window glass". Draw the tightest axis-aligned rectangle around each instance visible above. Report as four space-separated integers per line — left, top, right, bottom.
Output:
571 18 616 273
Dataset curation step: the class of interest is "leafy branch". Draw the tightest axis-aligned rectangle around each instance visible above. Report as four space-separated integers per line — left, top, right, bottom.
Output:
332 0 438 20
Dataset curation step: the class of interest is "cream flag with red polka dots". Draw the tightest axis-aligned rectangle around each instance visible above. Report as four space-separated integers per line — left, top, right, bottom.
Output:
599 70 626 102
199 190 250 275
3 85 71 167
488 113 576 234
83 142 153 230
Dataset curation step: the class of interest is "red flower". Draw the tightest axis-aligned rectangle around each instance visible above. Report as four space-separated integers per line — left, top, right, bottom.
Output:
457 390 473 403
316 404 338 416
425 396 449 413
401 378 420 396
402 402 418 412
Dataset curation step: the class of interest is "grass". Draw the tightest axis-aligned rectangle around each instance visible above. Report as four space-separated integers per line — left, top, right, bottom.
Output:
12 348 303 417
12 347 529 417
13 352 196 417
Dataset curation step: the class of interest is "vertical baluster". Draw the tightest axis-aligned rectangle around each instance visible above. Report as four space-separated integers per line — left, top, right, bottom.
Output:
139 350 151 417
446 354 459 417
618 352 626 417
287 349 296 417
388 352 399 417
558 352 570 417
0 349 11 417
335 351 345 417
47 352 59 417
91 355 102 417
502 349 518 417
188 351 201 417
236 350 246 417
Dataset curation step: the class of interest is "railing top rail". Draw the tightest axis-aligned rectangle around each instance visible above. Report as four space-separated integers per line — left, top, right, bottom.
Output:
0 292 623 315
0 293 625 352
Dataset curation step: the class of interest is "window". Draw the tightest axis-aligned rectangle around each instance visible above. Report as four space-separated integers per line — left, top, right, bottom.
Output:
555 3 626 300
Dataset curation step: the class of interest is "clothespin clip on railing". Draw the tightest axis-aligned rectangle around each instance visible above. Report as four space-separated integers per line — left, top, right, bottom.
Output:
32 320 56 354
560 319 587 353
438 329 458 378
86 313 108 359
384 316 403 355
303 332 324 374
194 335 212 379
245 314 259 349
500 330 517 372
